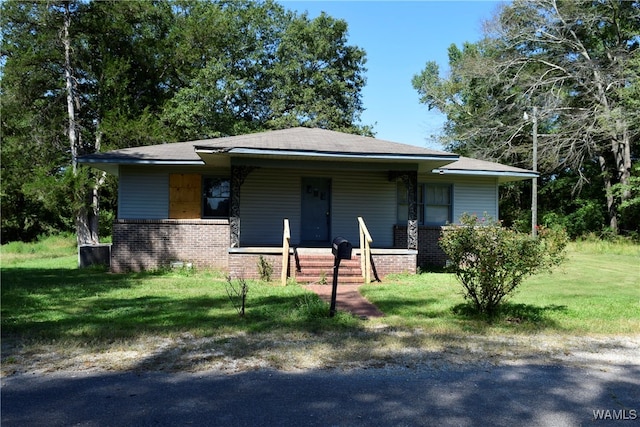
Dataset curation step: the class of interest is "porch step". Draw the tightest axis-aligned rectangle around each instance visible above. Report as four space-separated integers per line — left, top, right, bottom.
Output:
294 255 363 285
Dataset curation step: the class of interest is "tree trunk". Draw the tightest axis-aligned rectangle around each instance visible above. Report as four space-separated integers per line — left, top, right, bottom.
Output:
63 2 77 174
63 1 94 246
598 155 618 234
88 128 105 244
89 171 107 244
614 120 632 200
611 121 632 232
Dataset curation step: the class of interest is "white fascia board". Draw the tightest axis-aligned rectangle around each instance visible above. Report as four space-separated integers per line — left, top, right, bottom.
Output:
80 159 205 166
432 168 538 179
200 147 459 162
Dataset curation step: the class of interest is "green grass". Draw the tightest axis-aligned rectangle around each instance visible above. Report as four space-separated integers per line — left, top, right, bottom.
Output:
0 233 78 265
361 241 640 335
1 235 359 344
1 235 638 349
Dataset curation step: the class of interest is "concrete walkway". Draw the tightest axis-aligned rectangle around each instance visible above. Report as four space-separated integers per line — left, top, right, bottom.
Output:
304 284 385 318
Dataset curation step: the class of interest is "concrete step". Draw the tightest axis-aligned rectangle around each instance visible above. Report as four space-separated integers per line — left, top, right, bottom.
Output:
294 274 364 285
298 267 361 275
295 255 362 284
296 255 359 266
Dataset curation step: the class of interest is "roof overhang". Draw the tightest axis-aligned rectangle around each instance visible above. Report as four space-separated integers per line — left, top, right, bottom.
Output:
78 158 205 176
195 147 459 172
431 167 539 183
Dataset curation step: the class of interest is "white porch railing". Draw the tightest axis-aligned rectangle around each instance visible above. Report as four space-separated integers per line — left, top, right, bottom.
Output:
281 218 290 286
358 216 373 284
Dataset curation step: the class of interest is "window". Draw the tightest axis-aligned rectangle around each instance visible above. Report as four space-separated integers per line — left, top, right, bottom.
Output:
203 177 230 218
397 182 452 226
424 184 451 225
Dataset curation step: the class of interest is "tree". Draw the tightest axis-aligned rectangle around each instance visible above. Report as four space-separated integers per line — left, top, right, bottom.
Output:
161 0 286 139
162 1 371 139
60 0 98 245
1 0 372 243
1 1 177 244
79 0 176 150
268 11 370 134
414 0 639 234
1 1 78 241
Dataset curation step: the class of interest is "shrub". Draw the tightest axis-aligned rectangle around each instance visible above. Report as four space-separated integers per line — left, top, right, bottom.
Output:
440 213 568 317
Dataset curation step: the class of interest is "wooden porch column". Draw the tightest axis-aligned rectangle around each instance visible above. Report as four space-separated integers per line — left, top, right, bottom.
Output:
230 165 258 248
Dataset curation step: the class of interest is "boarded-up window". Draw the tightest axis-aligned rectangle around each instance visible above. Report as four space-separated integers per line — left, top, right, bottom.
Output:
169 174 201 219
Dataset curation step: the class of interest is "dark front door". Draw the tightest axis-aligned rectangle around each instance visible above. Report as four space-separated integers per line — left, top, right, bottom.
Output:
301 178 331 245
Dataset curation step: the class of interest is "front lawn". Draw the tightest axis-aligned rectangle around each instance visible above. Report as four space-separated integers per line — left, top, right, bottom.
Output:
362 239 640 334
1 247 358 343
1 235 638 373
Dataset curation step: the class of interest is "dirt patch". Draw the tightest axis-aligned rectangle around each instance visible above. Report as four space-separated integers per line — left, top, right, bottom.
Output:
2 329 638 376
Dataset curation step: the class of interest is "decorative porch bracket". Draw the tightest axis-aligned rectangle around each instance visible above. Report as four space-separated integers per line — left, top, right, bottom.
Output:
230 165 259 248
389 170 418 251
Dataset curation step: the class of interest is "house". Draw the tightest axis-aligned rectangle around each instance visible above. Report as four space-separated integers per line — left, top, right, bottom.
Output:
79 127 536 281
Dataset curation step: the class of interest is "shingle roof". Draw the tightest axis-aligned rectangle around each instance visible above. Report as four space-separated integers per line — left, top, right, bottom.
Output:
193 127 454 157
79 140 203 163
438 156 536 174
434 156 538 182
79 127 457 166
78 127 535 181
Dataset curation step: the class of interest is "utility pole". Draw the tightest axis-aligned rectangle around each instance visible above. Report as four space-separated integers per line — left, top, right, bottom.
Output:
524 107 538 238
531 106 538 238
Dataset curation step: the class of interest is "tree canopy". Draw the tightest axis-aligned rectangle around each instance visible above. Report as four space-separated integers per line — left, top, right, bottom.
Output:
413 0 639 235
1 0 371 243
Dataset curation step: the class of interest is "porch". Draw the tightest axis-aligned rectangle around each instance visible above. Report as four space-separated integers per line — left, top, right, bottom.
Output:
110 217 419 280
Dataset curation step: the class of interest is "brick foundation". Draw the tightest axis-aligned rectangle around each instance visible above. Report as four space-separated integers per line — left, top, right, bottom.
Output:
110 220 426 276
111 219 230 272
229 250 417 282
228 253 284 281
394 225 448 268
370 252 417 277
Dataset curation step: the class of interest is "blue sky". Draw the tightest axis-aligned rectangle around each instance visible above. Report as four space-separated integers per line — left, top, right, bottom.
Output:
280 1 505 148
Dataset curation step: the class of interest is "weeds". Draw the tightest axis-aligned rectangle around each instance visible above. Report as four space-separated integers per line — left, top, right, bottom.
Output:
295 293 329 319
225 276 249 317
257 256 273 282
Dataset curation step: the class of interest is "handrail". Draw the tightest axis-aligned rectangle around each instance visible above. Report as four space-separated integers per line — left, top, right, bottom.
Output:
358 216 373 284
281 218 290 286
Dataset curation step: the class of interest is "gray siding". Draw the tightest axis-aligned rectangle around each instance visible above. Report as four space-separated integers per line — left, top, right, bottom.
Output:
116 165 500 245
332 171 396 247
240 168 396 247
452 179 498 221
240 168 301 245
118 167 169 219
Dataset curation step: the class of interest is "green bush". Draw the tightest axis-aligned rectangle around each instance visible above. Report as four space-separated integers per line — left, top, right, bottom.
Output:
440 213 568 317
